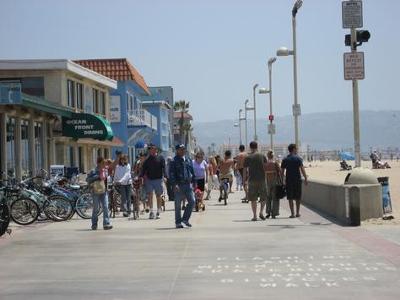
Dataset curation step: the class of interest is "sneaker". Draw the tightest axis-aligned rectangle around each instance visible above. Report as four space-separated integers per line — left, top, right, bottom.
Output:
156 212 160 219
259 214 266 221
176 223 184 229
123 212 129 217
103 224 113 230
182 221 192 228
251 217 257 221
91 225 97 230
149 212 155 219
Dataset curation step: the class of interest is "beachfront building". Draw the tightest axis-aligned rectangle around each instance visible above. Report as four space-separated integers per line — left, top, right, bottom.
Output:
0 59 118 179
74 59 158 164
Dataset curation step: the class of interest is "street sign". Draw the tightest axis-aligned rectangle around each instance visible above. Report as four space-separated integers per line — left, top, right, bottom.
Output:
344 52 365 80
268 124 276 135
292 104 301 117
342 0 363 29
268 114 274 121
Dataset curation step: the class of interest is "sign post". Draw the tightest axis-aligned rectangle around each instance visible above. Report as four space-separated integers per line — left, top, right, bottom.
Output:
342 0 364 168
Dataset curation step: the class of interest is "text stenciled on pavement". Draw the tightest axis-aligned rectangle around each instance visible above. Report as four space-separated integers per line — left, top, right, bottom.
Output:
192 255 397 289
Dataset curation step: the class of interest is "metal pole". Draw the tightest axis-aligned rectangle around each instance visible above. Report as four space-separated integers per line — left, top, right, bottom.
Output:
351 27 361 167
244 107 248 147
268 66 273 150
292 15 300 147
253 84 258 141
238 109 243 145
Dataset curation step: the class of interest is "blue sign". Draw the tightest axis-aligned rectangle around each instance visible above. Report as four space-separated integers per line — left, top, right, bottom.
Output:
0 82 22 104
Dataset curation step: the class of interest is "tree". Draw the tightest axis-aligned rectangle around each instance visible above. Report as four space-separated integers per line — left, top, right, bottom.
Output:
173 100 190 144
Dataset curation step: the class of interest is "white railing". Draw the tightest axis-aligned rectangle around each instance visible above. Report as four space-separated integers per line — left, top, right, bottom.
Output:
127 109 158 130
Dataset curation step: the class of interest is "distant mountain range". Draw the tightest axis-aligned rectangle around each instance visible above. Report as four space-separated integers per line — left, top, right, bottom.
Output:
193 111 400 151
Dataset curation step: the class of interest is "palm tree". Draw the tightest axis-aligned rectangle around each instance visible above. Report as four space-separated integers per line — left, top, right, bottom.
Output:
182 122 193 149
173 100 190 144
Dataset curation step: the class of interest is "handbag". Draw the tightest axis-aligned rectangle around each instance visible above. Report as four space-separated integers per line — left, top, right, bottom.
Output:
275 163 286 199
92 180 106 194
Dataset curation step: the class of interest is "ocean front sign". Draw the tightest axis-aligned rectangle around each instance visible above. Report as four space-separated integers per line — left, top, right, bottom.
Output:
62 113 113 140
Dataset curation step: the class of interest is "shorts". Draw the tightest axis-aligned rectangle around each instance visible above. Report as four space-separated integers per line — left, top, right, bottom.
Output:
247 181 267 202
238 168 244 180
194 178 205 191
286 180 302 200
145 178 163 195
220 174 233 182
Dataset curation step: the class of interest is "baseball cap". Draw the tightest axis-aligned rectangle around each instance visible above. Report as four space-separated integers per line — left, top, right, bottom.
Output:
175 144 185 150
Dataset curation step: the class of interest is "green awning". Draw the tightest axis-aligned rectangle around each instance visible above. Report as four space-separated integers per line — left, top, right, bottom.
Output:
62 113 114 141
22 93 73 118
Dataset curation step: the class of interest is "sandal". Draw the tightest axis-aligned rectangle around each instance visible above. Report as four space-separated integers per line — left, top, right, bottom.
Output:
296 214 301 218
251 217 257 221
259 214 266 220
289 215 296 218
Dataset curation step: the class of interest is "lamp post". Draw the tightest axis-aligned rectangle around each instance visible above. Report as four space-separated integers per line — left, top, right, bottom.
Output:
244 99 251 146
252 83 259 141
277 0 303 147
234 108 246 145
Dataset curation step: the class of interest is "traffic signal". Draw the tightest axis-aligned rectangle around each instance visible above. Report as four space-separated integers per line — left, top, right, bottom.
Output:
345 30 371 47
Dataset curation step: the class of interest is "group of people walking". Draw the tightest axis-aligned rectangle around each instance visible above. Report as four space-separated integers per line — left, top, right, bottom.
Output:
85 140 308 230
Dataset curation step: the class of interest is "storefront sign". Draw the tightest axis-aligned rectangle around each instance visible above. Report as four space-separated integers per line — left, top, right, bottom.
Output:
110 95 121 123
62 113 114 141
0 82 22 104
50 165 65 177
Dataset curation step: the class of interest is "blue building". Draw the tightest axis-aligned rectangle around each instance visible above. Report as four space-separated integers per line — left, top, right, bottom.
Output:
142 86 174 155
75 59 158 164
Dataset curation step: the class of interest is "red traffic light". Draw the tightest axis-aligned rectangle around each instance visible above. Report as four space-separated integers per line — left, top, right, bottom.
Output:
268 115 274 121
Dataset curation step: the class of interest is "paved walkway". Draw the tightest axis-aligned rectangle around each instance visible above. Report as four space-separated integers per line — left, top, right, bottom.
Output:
1 190 400 300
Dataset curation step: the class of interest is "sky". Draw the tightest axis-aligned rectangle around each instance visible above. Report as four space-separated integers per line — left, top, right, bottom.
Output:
0 0 399 123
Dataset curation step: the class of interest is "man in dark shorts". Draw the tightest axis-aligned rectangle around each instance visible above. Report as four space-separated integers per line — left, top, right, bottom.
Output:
243 141 268 221
281 144 308 218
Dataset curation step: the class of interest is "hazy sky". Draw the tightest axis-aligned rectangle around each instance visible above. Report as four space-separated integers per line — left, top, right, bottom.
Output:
0 0 398 122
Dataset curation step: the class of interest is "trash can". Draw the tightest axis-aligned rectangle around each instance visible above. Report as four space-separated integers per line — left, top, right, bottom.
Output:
377 177 393 215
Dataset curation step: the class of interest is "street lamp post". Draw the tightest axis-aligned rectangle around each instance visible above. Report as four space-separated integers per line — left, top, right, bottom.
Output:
244 99 251 146
234 108 245 145
277 0 303 147
253 83 259 141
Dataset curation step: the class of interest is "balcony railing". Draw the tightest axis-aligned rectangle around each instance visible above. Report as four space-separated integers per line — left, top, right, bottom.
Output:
127 109 157 130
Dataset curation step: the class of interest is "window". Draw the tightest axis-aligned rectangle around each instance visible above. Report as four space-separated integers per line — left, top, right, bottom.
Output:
93 88 99 113
34 122 43 174
104 148 109 159
67 80 75 108
78 147 84 173
76 82 83 110
100 91 106 115
66 146 75 167
6 117 15 176
127 94 134 111
21 120 29 177
21 77 44 97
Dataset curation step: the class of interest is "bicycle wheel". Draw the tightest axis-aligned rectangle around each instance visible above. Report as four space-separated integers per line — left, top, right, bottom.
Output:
0 202 10 236
44 195 74 222
75 193 102 219
10 198 39 225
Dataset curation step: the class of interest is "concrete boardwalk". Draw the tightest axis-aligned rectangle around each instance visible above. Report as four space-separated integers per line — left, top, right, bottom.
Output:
1 190 400 300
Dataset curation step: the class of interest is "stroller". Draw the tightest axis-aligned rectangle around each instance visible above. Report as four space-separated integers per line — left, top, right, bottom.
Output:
340 160 352 171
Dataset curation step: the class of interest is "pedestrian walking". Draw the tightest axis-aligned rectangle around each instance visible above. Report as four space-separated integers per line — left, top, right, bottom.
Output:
264 150 281 219
281 144 308 218
243 141 268 221
169 144 195 229
113 154 132 217
86 156 113 230
219 150 235 198
192 151 208 208
140 144 166 219
165 157 175 202
234 145 248 202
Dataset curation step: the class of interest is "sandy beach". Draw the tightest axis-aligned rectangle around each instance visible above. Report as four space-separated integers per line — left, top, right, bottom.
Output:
305 160 399 222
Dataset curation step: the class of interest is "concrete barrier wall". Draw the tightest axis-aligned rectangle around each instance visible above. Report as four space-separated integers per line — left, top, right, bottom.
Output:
302 180 382 226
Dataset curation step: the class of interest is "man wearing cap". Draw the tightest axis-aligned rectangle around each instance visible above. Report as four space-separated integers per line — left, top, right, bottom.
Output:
140 144 166 219
169 144 195 228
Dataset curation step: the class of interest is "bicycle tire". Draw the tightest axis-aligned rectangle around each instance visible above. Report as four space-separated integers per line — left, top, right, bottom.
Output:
75 193 102 219
44 195 74 222
10 197 39 225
